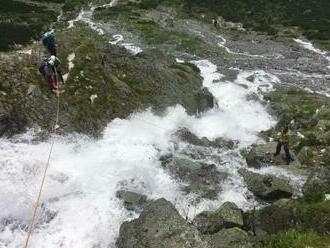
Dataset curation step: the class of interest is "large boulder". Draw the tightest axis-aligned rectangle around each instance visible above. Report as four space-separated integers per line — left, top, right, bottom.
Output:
165 157 228 199
303 165 330 198
217 202 244 229
239 169 293 201
193 202 244 234
116 190 148 211
245 199 297 234
116 198 209 248
245 142 300 168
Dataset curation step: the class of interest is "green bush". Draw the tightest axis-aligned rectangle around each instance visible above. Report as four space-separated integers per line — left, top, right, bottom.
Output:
263 229 330 248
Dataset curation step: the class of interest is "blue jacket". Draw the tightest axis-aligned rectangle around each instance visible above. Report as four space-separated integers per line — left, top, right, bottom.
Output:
42 34 56 49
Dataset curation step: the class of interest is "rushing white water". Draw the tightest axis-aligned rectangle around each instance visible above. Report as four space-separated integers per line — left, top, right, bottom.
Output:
0 60 290 247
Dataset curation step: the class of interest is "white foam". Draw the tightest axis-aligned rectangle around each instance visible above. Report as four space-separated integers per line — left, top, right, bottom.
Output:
0 60 280 247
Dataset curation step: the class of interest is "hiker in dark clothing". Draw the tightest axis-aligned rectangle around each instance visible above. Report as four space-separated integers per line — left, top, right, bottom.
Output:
42 31 57 56
39 56 64 91
212 18 218 28
274 125 294 164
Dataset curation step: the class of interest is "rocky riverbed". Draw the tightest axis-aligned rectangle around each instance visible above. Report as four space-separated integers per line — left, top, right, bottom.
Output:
0 0 330 247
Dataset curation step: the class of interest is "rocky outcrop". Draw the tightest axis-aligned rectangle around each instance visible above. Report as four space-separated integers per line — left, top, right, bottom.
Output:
193 202 244 234
116 190 148 211
175 128 237 149
116 198 209 248
163 156 228 199
0 28 215 137
239 169 293 201
303 165 330 198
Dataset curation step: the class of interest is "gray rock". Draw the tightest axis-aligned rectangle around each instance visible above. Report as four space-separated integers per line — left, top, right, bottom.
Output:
195 87 215 113
116 190 148 211
207 227 250 248
175 128 236 149
193 211 223 234
167 157 228 199
217 202 244 229
116 198 209 248
193 202 243 234
248 199 297 234
239 169 293 201
303 165 330 197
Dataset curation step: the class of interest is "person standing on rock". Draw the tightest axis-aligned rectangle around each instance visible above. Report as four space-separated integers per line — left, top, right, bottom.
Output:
274 125 294 164
42 31 57 56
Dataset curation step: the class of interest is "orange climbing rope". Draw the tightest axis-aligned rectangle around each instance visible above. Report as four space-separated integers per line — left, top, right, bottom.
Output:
24 74 61 248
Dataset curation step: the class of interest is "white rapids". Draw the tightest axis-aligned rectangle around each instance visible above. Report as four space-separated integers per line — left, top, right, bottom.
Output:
0 60 301 248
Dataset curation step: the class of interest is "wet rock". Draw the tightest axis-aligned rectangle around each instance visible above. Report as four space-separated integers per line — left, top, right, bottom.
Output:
303 165 330 198
206 227 250 248
116 198 209 248
193 202 244 234
116 190 148 211
175 128 236 149
239 169 293 201
246 92 260 102
195 87 215 113
166 157 228 199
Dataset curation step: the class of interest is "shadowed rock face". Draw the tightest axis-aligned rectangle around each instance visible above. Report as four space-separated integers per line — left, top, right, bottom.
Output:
239 168 293 201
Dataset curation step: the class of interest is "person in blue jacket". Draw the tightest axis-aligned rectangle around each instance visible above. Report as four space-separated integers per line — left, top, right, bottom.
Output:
42 31 57 56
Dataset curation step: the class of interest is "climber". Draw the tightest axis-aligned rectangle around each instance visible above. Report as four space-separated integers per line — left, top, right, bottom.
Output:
42 31 57 56
274 125 294 164
212 18 218 28
39 56 64 92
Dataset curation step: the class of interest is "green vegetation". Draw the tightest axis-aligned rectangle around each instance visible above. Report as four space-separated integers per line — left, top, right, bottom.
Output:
106 0 330 50
262 229 330 248
0 0 61 51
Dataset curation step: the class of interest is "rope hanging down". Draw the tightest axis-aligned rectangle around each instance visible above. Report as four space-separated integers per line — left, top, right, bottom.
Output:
24 75 61 248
